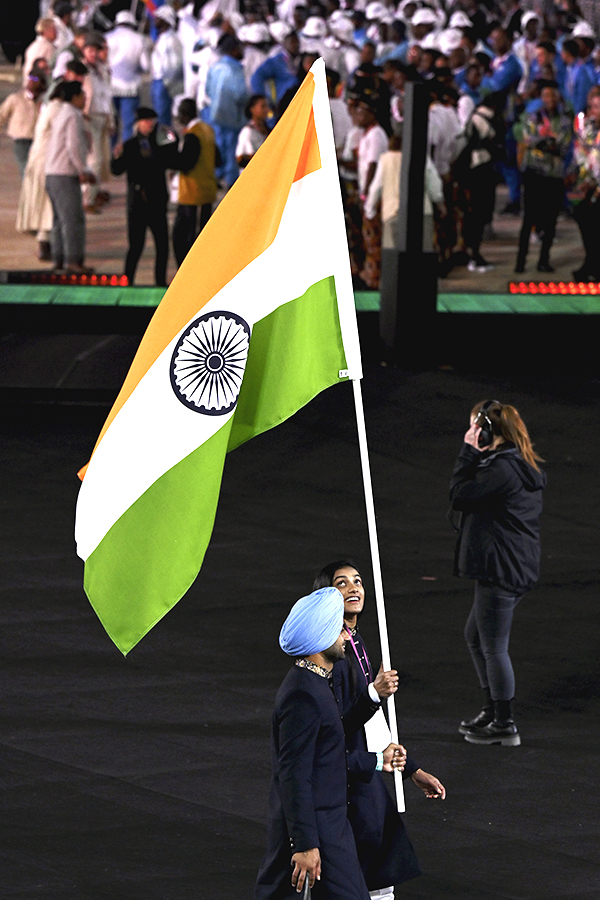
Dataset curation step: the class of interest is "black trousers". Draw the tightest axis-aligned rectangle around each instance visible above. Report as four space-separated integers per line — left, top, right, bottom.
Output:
573 196 600 275
125 192 168 286
172 202 212 267
463 163 496 259
516 171 564 268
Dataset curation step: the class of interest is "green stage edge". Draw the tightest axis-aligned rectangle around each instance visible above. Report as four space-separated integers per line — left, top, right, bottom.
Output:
1 285 600 314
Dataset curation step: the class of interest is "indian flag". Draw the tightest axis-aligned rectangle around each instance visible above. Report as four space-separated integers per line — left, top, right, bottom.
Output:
75 59 362 655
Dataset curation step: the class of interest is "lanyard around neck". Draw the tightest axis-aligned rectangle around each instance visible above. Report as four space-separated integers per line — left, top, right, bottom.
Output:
347 630 372 684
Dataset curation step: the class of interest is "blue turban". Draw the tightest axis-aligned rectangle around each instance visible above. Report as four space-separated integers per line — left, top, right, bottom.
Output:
279 587 344 657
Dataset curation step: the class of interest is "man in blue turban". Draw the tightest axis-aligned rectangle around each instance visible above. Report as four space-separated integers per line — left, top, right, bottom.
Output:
255 588 394 899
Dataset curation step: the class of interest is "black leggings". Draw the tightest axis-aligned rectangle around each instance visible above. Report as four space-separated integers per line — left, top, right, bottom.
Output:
464 580 523 701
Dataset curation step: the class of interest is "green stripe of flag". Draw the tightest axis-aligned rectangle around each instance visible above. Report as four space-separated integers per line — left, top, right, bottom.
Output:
84 276 348 654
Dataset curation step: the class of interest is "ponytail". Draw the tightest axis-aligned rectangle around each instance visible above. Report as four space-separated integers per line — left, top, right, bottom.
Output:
471 401 544 471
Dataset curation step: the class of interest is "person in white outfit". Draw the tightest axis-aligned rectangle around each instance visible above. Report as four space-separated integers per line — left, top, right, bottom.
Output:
81 34 114 211
23 18 57 84
52 1 74 56
364 132 444 251
105 10 150 142
151 5 184 126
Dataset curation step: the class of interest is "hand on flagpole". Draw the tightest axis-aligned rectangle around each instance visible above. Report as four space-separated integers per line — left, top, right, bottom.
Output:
373 662 399 698
382 743 407 773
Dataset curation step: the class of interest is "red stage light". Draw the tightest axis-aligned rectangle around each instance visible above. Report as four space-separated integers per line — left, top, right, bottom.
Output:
508 280 600 295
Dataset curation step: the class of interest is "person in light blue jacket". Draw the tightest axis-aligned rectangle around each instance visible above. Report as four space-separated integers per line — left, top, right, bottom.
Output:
205 34 248 189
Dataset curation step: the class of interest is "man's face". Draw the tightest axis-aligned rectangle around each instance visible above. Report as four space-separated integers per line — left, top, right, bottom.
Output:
83 45 99 66
412 23 432 41
561 48 574 65
43 24 57 42
525 20 538 41
28 78 45 98
536 47 551 67
137 117 157 136
360 43 376 65
490 28 509 55
355 103 376 127
72 91 86 110
284 34 300 57
541 87 558 112
589 94 600 124
466 66 482 88
322 628 349 663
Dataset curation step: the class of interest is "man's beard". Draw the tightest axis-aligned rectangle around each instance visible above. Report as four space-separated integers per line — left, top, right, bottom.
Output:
322 641 346 663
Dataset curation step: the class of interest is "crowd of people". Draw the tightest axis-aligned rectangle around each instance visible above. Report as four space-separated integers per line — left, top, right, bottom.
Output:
2 0 600 283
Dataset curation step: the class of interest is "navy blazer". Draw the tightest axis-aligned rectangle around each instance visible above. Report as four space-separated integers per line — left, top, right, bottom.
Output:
255 664 371 900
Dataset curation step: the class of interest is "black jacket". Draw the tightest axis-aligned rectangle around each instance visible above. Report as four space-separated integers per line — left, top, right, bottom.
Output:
110 127 199 206
450 442 546 593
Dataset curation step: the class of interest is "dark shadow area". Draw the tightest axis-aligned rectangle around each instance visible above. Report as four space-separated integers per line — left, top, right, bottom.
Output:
1 335 599 898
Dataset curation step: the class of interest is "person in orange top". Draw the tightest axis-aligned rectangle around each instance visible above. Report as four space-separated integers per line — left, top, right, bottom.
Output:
172 97 219 267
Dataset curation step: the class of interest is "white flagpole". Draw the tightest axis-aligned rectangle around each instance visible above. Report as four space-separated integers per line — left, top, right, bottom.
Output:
351 378 405 813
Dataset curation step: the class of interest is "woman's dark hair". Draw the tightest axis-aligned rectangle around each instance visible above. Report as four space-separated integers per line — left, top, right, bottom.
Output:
244 93 266 119
52 80 83 102
313 559 360 591
537 40 555 54
562 38 580 57
177 97 197 122
217 33 241 55
471 400 544 470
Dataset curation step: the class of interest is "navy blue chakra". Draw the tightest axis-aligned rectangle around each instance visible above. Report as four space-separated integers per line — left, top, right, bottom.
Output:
170 311 251 414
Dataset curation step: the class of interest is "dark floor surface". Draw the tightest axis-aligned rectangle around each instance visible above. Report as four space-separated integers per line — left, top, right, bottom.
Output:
1 334 599 899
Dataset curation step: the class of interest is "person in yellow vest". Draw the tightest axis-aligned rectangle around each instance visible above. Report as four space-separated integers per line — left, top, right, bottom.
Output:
172 97 218 267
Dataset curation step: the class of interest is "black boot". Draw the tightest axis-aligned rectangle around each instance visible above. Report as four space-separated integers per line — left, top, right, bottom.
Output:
463 699 521 746
458 688 493 734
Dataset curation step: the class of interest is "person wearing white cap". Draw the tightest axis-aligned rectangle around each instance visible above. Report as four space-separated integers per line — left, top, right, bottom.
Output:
448 11 472 31
513 11 540 94
105 11 151 142
151 5 184 125
325 16 362 84
396 0 418 28
572 22 596 82
239 21 272 90
255 587 407 900
300 15 329 56
410 7 438 41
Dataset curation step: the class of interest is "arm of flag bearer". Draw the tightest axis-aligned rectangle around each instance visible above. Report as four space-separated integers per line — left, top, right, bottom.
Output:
74 58 405 811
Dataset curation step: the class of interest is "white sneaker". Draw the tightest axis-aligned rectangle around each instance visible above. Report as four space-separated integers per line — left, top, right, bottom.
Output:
468 259 494 273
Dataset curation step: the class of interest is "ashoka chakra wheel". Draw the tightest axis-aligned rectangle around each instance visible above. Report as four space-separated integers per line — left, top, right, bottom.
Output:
170 311 251 415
